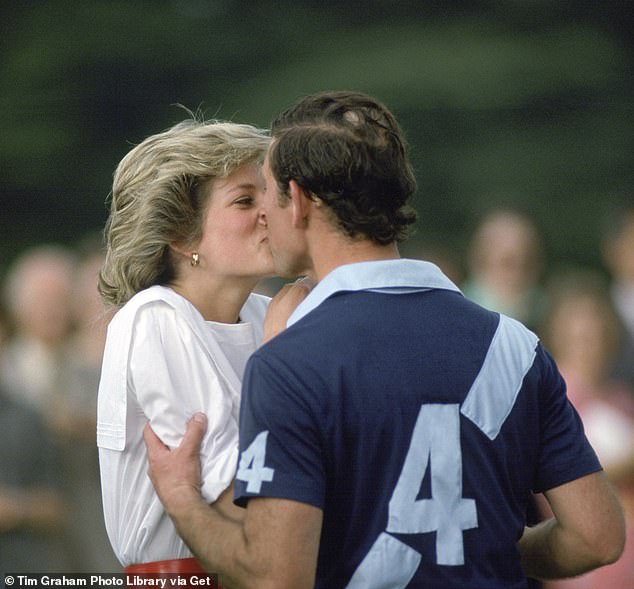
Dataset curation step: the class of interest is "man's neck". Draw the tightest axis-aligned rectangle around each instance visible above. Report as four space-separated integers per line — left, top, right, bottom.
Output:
310 237 400 282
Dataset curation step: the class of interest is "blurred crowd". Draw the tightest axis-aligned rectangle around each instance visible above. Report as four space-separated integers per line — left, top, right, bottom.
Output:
1 205 633 582
441 205 634 589
0 235 120 572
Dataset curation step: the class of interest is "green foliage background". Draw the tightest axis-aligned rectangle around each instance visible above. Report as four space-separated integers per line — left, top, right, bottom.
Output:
1 0 632 276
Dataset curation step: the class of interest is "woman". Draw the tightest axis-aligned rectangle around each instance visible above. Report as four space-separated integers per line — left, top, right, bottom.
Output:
540 273 634 589
97 118 272 575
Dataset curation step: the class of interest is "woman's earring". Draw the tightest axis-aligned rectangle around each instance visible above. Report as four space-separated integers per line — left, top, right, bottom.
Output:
190 252 200 267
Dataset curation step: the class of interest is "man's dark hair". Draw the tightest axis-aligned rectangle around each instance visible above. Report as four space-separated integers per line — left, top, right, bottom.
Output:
269 91 417 245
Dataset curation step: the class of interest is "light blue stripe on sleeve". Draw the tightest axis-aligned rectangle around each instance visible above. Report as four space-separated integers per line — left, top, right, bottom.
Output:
461 314 539 440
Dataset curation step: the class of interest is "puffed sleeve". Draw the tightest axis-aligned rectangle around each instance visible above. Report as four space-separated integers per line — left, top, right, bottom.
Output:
129 301 239 503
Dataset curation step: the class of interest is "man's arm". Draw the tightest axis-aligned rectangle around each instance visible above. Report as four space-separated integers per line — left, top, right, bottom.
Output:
144 414 322 589
519 471 625 580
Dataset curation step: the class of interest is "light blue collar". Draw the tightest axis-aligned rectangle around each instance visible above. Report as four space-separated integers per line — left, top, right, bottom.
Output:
287 258 461 327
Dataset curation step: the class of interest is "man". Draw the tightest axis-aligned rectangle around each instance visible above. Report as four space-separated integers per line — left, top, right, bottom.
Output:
144 91 625 588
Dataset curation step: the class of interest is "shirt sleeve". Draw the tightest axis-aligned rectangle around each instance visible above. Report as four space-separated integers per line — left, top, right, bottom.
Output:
533 345 602 493
234 349 325 509
129 302 239 503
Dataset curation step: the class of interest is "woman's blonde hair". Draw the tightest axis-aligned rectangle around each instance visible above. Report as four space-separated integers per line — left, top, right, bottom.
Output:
99 119 270 307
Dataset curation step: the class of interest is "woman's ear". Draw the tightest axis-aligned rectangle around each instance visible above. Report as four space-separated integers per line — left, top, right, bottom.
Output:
169 242 190 258
169 243 201 268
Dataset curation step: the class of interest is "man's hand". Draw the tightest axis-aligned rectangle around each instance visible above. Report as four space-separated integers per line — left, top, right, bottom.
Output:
143 410 322 589
263 277 315 342
143 413 208 518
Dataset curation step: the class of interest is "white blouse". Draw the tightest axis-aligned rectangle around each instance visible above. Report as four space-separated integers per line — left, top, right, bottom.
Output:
97 285 269 566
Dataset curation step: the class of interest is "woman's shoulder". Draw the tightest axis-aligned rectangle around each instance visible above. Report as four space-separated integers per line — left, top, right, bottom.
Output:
128 284 183 307
110 285 198 331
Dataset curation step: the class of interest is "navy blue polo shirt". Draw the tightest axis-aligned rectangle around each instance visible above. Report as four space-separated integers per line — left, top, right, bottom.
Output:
234 259 600 589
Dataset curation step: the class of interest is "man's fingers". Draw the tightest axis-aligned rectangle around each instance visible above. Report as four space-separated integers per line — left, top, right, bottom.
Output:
143 421 167 454
273 283 295 300
274 279 312 307
273 277 314 303
143 412 208 460
294 276 316 291
181 412 208 455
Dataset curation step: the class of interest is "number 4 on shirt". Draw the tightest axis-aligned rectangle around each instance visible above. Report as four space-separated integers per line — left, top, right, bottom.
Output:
346 403 478 588
237 430 275 493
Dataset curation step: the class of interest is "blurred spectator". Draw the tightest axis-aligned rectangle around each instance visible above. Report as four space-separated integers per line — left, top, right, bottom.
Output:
60 237 113 439
0 244 76 571
56 237 120 572
601 204 634 389
403 240 465 286
0 244 76 420
462 208 547 331
0 385 68 572
541 270 634 589
0 242 120 572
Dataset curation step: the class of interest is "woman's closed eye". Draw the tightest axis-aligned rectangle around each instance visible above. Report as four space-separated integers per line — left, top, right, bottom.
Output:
233 195 256 207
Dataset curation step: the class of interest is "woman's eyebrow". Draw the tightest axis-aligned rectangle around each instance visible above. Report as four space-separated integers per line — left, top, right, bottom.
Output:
225 182 258 194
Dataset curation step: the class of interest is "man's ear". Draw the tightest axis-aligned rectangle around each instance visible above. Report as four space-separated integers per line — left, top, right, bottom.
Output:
288 180 313 229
